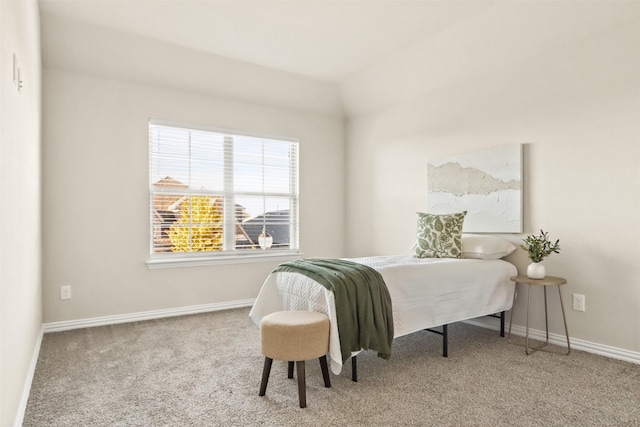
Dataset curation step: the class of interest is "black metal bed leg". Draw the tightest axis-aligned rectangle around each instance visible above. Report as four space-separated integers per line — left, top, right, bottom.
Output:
487 311 507 337
442 324 448 357
426 324 449 358
351 356 357 382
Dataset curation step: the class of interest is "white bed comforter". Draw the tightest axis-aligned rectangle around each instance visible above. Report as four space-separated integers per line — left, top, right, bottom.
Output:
249 255 517 374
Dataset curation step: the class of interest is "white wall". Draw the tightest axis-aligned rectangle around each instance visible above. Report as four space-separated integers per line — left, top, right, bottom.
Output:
41 18 345 323
0 1 42 425
342 2 640 353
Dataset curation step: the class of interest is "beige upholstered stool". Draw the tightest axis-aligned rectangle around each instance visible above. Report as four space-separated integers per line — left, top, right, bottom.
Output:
259 310 331 408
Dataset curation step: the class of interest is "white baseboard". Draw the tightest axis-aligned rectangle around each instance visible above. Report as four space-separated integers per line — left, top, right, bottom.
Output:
465 317 640 365
42 299 255 333
13 326 44 427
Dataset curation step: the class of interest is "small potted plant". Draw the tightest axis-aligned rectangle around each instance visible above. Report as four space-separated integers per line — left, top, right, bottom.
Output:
520 229 561 279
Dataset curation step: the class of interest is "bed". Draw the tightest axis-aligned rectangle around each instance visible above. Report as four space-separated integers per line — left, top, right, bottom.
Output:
249 253 517 377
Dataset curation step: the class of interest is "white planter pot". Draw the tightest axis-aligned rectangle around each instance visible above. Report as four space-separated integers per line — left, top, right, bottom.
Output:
258 233 273 250
527 263 546 279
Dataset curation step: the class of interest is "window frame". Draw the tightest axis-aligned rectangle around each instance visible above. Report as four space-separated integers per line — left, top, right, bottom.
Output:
147 119 301 269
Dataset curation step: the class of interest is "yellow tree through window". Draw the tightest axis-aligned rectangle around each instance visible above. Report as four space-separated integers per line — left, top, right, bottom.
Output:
168 196 224 252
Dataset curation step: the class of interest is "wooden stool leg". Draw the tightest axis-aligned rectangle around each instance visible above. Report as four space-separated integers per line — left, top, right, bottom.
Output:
296 361 306 408
351 356 358 382
288 361 294 379
259 357 273 396
319 355 331 387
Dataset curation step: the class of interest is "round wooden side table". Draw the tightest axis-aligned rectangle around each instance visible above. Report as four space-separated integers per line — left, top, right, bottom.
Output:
507 275 571 355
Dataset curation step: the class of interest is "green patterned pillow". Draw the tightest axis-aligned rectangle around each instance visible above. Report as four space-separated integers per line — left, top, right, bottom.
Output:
414 211 467 259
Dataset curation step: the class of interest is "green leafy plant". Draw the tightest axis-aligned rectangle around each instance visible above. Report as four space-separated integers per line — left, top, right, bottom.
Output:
520 230 560 263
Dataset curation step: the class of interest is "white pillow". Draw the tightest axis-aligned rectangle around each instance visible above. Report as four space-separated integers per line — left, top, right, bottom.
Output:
461 235 516 260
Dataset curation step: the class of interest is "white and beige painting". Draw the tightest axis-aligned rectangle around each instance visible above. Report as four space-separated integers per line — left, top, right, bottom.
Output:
427 144 522 233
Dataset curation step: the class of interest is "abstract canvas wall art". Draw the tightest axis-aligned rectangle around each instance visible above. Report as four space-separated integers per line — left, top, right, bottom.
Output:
427 144 522 233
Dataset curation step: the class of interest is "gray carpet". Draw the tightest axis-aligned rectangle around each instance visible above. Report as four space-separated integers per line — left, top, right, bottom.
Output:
24 308 640 426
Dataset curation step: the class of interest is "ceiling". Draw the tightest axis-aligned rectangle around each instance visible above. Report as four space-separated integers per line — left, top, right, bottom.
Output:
38 0 494 83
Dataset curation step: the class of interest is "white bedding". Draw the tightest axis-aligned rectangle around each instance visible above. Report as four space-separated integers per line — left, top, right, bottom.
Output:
249 255 517 375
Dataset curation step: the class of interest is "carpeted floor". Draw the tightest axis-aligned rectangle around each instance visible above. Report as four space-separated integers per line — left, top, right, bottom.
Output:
23 308 640 426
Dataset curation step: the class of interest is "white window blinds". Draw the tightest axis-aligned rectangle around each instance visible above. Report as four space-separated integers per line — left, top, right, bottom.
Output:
149 121 299 256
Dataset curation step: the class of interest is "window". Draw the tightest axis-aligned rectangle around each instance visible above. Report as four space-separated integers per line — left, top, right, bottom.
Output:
149 120 299 263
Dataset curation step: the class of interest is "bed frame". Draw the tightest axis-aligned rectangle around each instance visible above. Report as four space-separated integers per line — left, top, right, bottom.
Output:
349 311 506 382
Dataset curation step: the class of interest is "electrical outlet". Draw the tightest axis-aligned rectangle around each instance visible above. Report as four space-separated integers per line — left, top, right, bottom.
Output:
572 293 585 312
60 285 72 300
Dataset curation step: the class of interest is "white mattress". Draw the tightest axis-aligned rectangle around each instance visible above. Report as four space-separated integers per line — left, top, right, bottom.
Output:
249 255 517 375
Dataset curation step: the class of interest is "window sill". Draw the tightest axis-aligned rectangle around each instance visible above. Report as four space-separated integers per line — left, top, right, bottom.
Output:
146 250 303 269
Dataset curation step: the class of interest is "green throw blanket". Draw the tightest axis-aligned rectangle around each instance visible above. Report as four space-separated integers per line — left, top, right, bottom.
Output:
273 258 394 363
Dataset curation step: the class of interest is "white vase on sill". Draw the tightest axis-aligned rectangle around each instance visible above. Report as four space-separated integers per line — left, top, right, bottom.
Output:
258 227 273 250
527 262 545 279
